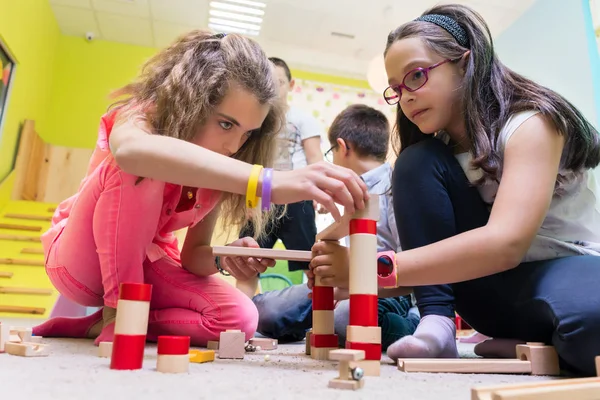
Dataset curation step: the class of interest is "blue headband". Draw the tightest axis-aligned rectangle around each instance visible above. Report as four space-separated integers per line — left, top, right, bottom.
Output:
414 14 469 48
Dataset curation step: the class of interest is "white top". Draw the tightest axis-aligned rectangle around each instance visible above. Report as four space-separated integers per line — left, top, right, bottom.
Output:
452 110 600 262
272 105 322 171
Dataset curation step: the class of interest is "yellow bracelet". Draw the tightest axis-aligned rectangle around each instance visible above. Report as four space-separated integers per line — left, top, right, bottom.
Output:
246 164 263 208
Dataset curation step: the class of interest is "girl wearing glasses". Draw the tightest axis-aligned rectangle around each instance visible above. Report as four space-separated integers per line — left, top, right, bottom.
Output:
310 4 600 376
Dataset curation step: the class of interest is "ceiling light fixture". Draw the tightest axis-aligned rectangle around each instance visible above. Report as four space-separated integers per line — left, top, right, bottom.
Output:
209 1 265 16
209 9 263 23
208 23 260 36
208 0 266 37
209 17 261 31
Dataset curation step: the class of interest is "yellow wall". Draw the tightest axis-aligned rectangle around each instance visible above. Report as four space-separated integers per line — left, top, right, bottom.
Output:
0 0 60 181
46 36 156 147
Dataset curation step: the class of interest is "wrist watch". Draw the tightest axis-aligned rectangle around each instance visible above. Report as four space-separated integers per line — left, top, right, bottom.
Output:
377 251 397 288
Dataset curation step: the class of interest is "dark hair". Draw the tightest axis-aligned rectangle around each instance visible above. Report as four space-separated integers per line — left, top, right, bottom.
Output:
385 4 600 184
328 104 390 161
268 57 292 81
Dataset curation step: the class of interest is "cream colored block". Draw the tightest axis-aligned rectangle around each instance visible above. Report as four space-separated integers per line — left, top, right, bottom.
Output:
248 337 278 350
156 354 189 373
312 310 334 335
516 344 560 376
10 327 32 343
28 336 43 344
472 377 600 400
350 359 380 376
5 342 49 357
349 234 377 295
328 378 364 390
329 349 365 362
311 346 337 360
98 342 113 358
346 326 381 344
353 194 380 221
114 299 150 335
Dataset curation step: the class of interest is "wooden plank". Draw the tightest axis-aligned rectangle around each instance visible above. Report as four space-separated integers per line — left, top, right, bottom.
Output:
0 287 53 295
0 223 42 232
39 145 93 203
398 359 532 374
4 213 52 222
0 234 41 242
11 120 38 200
0 305 46 315
490 380 600 400
0 271 13 278
0 258 44 266
20 248 44 255
212 246 312 261
47 207 56 212
472 377 600 400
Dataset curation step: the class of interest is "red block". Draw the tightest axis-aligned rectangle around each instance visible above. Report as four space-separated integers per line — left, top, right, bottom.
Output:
349 219 377 235
157 336 190 355
349 294 378 326
312 286 334 310
346 341 382 360
119 282 152 302
310 333 339 348
110 334 146 370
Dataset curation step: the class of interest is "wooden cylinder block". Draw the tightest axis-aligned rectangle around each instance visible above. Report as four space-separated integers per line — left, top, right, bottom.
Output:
312 310 334 335
157 354 189 373
349 234 377 295
114 300 150 335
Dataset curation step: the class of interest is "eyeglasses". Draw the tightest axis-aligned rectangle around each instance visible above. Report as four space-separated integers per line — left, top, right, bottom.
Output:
383 59 452 105
324 145 336 163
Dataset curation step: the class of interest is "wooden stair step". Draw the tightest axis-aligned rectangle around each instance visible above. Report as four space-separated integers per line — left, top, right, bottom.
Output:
0 305 46 315
0 234 41 242
0 258 44 266
0 223 42 232
4 213 52 222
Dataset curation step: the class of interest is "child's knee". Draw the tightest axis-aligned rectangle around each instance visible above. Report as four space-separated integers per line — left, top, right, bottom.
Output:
236 296 259 340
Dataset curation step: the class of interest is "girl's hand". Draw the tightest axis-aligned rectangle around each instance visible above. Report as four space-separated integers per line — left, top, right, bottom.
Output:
308 241 350 289
272 162 368 221
220 237 275 281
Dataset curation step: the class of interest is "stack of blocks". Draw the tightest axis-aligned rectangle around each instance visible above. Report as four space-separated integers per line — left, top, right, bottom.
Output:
0 323 47 357
110 282 152 370
328 349 366 390
156 336 191 373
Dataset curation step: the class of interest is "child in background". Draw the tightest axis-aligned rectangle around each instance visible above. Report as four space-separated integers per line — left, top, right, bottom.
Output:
253 104 419 350
33 31 368 346
310 4 600 376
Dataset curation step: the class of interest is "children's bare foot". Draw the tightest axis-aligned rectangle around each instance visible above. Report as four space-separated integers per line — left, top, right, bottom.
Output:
93 306 116 346
386 315 459 360
32 308 103 338
474 338 526 358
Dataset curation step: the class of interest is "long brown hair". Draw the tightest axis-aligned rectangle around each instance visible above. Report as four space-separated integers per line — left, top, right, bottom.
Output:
110 30 283 238
385 4 600 184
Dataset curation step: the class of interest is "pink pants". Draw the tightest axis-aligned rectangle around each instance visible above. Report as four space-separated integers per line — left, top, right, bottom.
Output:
45 159 258 345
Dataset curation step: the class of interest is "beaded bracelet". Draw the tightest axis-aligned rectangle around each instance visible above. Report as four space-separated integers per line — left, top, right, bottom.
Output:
261 168 273 211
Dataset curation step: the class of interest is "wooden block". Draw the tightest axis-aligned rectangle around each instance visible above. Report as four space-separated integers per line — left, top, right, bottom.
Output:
0 305 45 314
212 246 312 262
489 380 600 400
311 346 337 360
189 349 215 363
316 195 380 242
10 327 32 342
5 342 49 357
98 342 113 358
0 271 13 278
0 287 52 295
329 349 365 362
0 322 9 351
346 326 381 345
29 336 43 344
471 377 600 400
305 330 312 355
218 331 245 359
596 356 599 376
20 248 45 255
0 224 42 232
157 354 189 373
207 340 219 350
312 310 334 335
350 359 380 376
0 234 41 242
516 344 560 375
4 214 52 222
398 358 532 374
328 378 364 390
248 337 278 350
0 258 44 266
354 195 380 221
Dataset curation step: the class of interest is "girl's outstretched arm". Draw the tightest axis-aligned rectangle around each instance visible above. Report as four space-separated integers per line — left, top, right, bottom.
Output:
109 117 368 220
393 114 565 286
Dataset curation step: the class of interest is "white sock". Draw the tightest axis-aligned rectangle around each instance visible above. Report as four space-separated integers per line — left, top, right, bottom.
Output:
387 314 459 360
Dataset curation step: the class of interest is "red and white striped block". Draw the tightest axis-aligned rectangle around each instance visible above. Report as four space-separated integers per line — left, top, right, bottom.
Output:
110 282 152 370
310 276 338 360
346 198 381 368
156 336 190 373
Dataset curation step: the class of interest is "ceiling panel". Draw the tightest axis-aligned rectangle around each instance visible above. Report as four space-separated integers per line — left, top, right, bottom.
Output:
260 2 324 48
92 0 151 18
153 20 197 49
96 11 154 47
50 4 99 37
49 0 92 8
149 0 209 26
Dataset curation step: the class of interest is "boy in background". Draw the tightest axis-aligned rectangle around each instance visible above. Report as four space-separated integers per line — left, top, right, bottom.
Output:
254 104 419 349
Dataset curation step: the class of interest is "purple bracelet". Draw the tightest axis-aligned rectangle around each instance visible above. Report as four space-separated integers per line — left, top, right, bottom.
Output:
261 168 273 211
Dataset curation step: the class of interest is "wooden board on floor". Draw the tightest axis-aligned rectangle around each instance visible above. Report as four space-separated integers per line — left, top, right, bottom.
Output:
212 246 312 261
472 377 600 400
398 359 533 374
